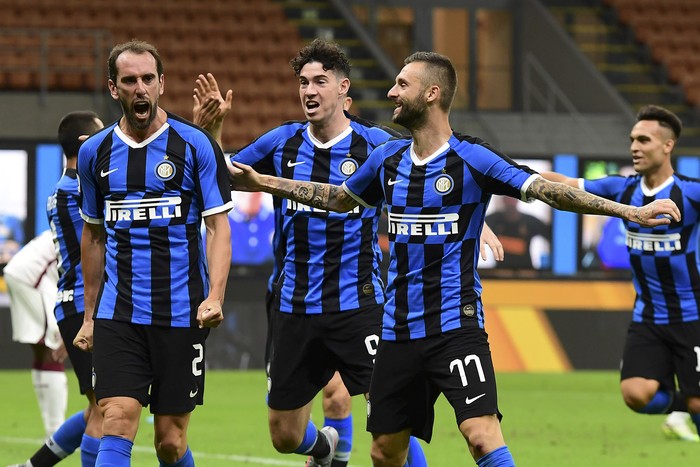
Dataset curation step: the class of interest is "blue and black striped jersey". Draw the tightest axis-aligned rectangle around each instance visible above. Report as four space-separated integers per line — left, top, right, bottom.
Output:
344 132 539 341
584 173 700 324
78 113 233 327
232 113 401 314
47 168 84 322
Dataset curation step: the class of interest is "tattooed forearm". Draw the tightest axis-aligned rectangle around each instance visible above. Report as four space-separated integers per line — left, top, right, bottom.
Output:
528 178 632 218
267 178 358 212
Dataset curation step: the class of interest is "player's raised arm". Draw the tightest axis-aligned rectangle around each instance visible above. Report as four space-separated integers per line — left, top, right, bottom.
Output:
526 176 680 227
229 161 359 213
193 73 232 149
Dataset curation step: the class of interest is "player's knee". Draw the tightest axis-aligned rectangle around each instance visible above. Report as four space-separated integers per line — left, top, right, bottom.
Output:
323 390 352 418
370 441 405 467
155 434 186 464
370 434 408 467
686 397 700 414
620 379 656 411
268 423 303 453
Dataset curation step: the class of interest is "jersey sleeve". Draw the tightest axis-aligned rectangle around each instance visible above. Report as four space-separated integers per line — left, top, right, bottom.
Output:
77 140 103 224
194 133 233 217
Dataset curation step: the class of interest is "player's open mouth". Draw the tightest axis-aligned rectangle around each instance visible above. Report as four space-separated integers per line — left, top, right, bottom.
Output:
306 101 319 110
134 101 150 118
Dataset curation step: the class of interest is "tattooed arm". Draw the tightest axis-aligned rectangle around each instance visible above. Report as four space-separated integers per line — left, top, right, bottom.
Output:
527 177 680 227
229 161 360 212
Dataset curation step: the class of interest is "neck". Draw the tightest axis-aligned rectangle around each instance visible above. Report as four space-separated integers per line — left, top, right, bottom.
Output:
120 107 167 143
643 166 674 189
409 112 452 160
65 158 77 170
308 112 350 144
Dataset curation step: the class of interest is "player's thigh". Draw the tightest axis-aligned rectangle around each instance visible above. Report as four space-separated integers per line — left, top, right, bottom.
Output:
325 306 381 396
5 275 46 344
267 311 334 410
670 320 700 397
92 319 152 406
149 325 209 414
367 338 440 442
58 313 93 394
621 322 675 387
427 326 500 427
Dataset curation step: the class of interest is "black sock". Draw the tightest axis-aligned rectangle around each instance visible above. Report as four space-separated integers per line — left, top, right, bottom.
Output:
29 444 63 467
308 429 330 459
667 391 688 413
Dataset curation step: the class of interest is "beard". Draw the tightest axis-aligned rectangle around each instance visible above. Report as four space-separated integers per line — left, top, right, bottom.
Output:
392 97 429 130
122 98 157 130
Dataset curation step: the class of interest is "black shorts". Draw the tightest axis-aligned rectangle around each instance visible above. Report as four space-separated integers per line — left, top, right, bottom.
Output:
621 320 700 397
92 319 210 414
367 324 499 443
58 313 93 395
267 305 382 410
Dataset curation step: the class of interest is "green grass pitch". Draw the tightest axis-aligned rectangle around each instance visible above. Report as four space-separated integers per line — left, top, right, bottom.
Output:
0 370 696 466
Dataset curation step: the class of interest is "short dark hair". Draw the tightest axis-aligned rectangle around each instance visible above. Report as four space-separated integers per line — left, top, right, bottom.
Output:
57 111 102 158
637 105 682 140
404 51 457 112
290 39 351 78
108 39 163 83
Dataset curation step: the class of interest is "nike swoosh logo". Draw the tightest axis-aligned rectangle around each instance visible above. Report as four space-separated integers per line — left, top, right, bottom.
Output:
387 179 403 186
465 393 486 405
100 168 118 177
287 160 305 167
189 388 198 398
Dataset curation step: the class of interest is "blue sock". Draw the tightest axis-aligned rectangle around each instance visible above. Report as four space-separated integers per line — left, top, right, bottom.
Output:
96 435 133 466
159 446 194 466
80 434 100 467
405 436 427 466
638 390 672 414
294 420 319 454
324 415 352 464
476 446 515 466
52 410 86 454
691 413 700 433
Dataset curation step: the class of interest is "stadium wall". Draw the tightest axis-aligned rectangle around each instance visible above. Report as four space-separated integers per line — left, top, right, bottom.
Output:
0 277 633 372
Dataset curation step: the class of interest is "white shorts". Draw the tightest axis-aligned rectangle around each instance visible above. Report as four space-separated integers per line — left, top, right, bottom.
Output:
5 273 61 349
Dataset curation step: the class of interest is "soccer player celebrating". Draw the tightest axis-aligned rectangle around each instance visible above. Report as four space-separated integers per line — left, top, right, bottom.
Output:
228 52 680 466
73 40 232 466
541 105 700 442
191 40 459 466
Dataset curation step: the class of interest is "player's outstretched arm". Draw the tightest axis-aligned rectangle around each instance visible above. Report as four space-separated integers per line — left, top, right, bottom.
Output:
229 161 359 213
193 73 232 149
526 177 680 227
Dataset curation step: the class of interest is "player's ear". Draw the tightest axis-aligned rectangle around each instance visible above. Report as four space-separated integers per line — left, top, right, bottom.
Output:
108 80 119 100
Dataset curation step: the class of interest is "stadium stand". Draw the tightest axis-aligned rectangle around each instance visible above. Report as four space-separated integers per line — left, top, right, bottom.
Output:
0 0 306 149
545 0 700 154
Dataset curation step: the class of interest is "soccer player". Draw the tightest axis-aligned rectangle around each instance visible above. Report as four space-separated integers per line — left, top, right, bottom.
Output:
4 231 63 437
72 40 232 466
541 105 700 442
228 52 680 466
8 112 106 467
192 40 489 467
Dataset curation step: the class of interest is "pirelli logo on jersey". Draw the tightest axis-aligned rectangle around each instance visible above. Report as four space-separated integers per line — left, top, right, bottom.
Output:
286 199 360 215
626 231 681 252
387 212 459 236
105 197 183 222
